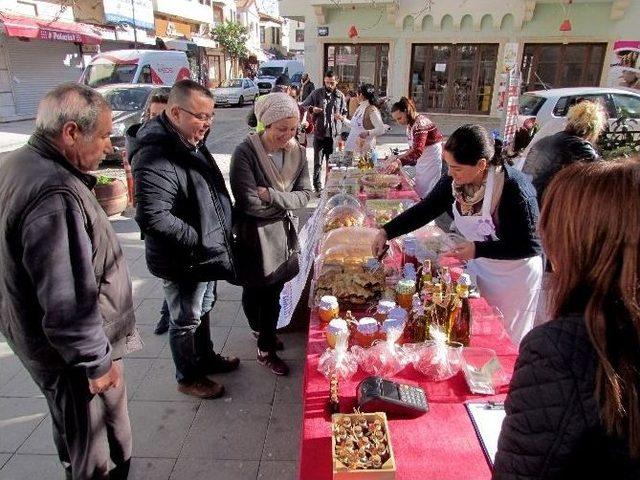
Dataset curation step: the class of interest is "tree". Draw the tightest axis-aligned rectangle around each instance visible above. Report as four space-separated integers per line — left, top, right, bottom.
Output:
212 22 249 77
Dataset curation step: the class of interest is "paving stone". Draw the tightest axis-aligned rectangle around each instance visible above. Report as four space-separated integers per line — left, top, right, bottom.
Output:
211 300 241 327
129 457 176 480
0 453 62 479
221 327 257 361
122 358 155 400
128 323 169 359
180 402 271 460
0 369 42 398
18 415 56 455
274 360 304 404
0 454 11 469
169 458 259 480
0 397 48 453
207 362 276 405
128 401 199 458
132 278 162 308
134 298 167 326
132 359 199 403
257 460 297 480
262 403 303 461
129 257 155 280
276 331 308 360
216 281 242 301
0 344 24 389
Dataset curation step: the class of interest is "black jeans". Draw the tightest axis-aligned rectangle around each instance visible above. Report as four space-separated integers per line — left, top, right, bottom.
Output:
162 280 217 383
241 281 286 353
28 361 131 480
312 136 334 190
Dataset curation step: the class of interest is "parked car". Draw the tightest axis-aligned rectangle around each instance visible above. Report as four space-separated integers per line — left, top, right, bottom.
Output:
81 50 190 88
211 78 258 106
518 87 640 128
255 60 304 94
96 84 171 163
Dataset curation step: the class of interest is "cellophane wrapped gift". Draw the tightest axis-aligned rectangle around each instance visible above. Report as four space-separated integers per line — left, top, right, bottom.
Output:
318 333 359 380
404 326 463 381
351 327 410 377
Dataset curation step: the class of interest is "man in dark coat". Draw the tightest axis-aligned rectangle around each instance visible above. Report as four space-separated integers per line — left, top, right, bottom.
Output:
0 83 138 480
301 69 347 192
131 80 239 399
300 72 315 101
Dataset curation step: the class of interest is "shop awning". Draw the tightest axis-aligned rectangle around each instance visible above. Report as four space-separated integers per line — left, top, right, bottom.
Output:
0 12 102 45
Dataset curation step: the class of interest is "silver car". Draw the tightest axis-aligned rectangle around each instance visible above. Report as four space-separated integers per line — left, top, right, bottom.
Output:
212 78 259 107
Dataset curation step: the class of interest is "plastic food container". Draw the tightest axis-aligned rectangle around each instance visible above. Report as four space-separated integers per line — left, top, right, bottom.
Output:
406 341 463 381
461 347 507 395
324 205 365 232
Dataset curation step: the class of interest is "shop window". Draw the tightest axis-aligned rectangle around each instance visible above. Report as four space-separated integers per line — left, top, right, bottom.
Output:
324 43 389 97
521 43 606 92
409 44 498 114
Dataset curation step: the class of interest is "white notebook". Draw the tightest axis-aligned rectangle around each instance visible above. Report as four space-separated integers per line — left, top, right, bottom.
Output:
465 401 507 467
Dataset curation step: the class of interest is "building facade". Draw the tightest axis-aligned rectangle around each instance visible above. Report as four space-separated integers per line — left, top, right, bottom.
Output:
280 0 639 119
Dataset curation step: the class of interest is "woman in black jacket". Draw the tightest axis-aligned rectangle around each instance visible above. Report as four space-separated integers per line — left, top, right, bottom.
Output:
493 159 640 480
373 124 543 344
230 93 312 376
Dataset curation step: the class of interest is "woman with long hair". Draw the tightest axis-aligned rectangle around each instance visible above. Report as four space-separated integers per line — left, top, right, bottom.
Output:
338 83 387 154
493 158 640 479
373 124 543 343
386 96 443 198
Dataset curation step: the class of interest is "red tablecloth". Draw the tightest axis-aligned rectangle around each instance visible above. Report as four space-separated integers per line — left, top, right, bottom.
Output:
298 298 517 480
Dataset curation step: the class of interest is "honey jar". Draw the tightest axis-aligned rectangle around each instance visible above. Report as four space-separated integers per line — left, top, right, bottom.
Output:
373 300 396 323
395 279 416 309
354 317 379 348
326 318 349 348
381 308 407 343
318 295 339 325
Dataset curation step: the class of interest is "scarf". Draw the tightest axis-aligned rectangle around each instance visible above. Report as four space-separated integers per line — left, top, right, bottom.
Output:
248 133 301 192
452 167 505 217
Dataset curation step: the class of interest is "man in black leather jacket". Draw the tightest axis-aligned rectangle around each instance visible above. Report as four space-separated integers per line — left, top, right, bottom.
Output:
131 80 239 399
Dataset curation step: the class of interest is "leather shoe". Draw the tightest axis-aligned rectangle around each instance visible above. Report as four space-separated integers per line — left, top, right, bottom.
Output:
177 377 225 399
200 353 240 374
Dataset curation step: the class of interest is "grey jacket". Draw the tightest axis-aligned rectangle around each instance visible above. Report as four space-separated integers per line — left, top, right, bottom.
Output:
0 134 136 379
301 87 347 139
230 137 312 286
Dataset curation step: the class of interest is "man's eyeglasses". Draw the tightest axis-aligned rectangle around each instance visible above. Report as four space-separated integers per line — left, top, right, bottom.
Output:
178 107 214 122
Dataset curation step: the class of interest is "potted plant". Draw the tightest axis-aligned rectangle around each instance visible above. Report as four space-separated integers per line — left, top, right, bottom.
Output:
94 175 128 217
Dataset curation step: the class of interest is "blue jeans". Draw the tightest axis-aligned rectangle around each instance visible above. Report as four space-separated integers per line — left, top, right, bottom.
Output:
162 280 217 383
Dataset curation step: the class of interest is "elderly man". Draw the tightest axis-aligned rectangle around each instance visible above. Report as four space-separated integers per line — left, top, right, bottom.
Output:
301 69 347 193
131 79 239 399
0 83 138 479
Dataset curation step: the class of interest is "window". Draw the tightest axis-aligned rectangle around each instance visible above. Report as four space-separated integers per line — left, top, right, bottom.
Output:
16 1 37 16
521 43 606 92
553 94 616 118
324 43 389 97
138 65 152 84
260 26 265 44
243 80 250 88
409 44 498 114
612 94 640 118
295 29 304 43
519 94 546 116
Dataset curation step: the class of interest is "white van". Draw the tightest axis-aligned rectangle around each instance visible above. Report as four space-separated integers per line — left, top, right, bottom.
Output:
80 50 191 88
255 60 304 94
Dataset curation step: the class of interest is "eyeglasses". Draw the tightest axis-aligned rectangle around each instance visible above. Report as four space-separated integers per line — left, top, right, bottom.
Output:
178 107 214 122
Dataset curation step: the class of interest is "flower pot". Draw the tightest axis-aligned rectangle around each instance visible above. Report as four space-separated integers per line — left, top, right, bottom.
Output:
94 177 128 217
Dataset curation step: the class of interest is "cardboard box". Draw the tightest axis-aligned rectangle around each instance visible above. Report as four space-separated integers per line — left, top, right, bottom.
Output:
331 412 396 480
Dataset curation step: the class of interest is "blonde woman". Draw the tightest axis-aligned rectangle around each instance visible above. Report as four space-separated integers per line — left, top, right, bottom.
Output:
523 100 607 203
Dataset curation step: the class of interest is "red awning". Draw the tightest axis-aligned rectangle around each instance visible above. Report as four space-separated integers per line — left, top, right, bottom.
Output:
0 12 102 45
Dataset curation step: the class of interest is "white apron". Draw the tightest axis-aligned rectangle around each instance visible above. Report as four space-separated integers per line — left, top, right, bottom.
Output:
452 167 543 345
345 104 375 153
408 126 443 198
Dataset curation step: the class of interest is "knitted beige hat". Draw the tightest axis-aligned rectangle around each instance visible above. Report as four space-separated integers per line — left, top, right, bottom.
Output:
254 92 299 127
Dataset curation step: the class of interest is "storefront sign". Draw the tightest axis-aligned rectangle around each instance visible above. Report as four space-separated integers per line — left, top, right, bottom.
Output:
39 29 83 43
103 0 155 30
318 26 329 37
501 68 521 154
607 40 640 91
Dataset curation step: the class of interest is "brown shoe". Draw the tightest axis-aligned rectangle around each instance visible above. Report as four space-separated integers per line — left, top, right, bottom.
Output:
177 377 225 399
257 351 289 376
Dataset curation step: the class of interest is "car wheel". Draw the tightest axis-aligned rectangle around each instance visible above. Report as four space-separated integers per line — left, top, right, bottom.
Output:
238 95 244 106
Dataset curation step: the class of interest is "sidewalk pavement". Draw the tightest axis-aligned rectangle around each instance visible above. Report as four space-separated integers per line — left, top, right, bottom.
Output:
0 119 35 154
0 207 310 480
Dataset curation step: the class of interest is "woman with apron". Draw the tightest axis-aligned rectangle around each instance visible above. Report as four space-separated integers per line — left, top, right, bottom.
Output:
385 97 444 198
373 124 543 344
339 84 388 154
